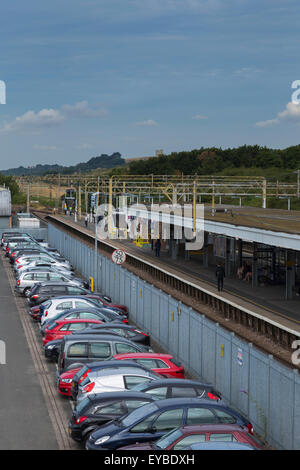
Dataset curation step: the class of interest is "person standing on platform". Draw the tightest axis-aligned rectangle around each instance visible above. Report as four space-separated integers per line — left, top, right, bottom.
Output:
216 263 225 292
85 214 88 228
155 238 161 257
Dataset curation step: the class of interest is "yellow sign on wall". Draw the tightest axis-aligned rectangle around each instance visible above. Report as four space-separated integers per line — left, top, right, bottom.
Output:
89 277 94 292
220 344 225 358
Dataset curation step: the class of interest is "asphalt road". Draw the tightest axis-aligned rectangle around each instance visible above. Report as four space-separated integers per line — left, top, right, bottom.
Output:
0 253 62 450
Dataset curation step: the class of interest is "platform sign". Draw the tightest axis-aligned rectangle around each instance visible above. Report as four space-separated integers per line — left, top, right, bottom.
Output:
112 249 126 265
237 348 243 366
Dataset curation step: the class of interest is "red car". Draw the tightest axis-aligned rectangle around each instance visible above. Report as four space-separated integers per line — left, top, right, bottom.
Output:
113 352 185 378
118 424 264 450
57 366 83 397
43 319 102 346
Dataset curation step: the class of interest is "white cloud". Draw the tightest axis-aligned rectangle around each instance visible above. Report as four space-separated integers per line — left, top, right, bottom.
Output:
135 119 158 127
192 114 208 120
256 101 300 127
0 101 108 134
61 101 107 118
0 108 65 133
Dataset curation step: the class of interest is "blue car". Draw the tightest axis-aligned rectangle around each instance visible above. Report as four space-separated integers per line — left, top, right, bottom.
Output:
85 398 253 450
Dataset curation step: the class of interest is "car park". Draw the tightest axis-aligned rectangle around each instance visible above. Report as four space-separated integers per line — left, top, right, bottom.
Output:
113 353 185 378
117 424 264 450
68 392 156 445
85 398 254 450
76 367 159 402
130 378 222 401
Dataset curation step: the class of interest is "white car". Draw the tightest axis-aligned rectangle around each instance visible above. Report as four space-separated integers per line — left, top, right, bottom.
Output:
14 254 72 271
15 260 73 277
40 297 101 325
77 368 158 402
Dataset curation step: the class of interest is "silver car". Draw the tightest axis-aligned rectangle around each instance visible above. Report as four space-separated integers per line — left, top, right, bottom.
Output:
15 270 87 296
77 367 158 402
15 260 73 278
14 254 72 271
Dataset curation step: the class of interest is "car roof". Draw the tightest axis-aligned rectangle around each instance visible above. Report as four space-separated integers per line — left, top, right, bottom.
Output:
179 423 247 433
62 333 134 342
134 378 214 388
53 318 102 324
188 442 255 450
90 324 139 330
76 359 148 370
114 352 172 359
92 367 153 377
83 391 154 403
145 397 226 409
36 281 84 287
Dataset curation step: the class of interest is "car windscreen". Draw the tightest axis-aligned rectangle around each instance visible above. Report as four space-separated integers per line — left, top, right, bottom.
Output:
121 402 158 427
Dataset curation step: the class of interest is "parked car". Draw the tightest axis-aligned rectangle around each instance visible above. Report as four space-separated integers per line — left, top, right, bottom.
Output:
59 360 161 398
16 271 88 296
1 232 23 247
44 339 62 362
15 253 72 271
113 353 184 378
14 261 74 278
76 367 158 402
130 378 222 402
81 324 150 347
68 391 155 445
37 297 108 325
57 334 152 375
40 302 127 327
85 398 254 450
117 424 264 450
27 282 90 306
43 319 103 346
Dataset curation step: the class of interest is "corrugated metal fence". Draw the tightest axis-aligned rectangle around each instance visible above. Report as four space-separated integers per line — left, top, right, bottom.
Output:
48 223 300 450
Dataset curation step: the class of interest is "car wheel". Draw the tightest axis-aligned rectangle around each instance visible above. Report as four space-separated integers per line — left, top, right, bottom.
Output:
23 287 31 297
82 431 94 447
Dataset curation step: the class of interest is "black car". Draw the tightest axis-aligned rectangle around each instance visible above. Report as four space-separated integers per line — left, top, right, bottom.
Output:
85 398 253 450
69 391 155 445
85 324 150 347
44 339 62 362
28 282 90 306
70 359 161 401
130 378 222 401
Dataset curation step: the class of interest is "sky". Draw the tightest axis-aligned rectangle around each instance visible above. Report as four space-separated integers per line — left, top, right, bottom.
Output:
1 0 300 169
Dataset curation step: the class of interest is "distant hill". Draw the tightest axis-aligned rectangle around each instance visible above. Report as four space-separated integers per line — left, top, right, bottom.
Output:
1 152 125 176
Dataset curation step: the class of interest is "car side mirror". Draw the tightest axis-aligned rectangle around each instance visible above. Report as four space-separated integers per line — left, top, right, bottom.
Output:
146 426 157 434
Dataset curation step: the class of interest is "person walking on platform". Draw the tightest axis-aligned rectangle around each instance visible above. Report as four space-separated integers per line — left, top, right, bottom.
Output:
155 238 161 257
216 263 225 292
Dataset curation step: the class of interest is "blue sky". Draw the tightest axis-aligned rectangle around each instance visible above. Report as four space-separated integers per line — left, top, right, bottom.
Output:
1 0 300 169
